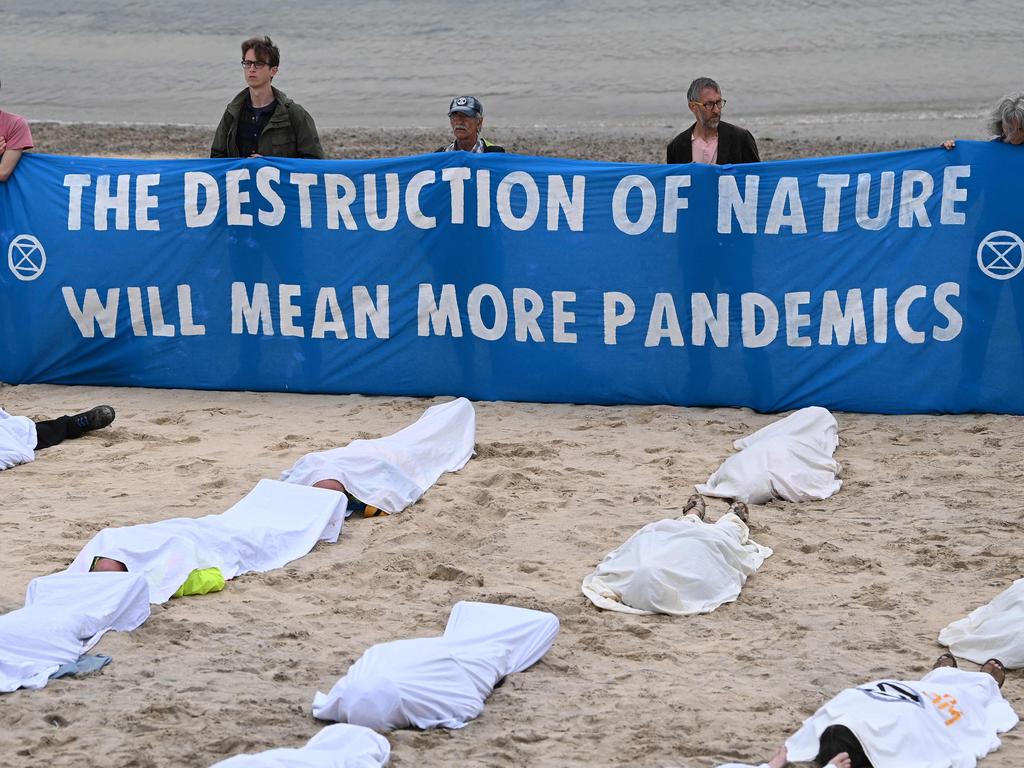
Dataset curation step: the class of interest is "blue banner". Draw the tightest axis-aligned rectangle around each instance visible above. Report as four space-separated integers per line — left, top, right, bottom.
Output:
1 144 1022 413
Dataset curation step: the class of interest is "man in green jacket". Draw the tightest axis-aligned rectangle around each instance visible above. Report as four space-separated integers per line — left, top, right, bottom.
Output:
211 35 324 159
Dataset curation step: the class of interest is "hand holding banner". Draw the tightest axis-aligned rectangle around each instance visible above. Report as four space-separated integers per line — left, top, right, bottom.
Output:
1 143 1021 413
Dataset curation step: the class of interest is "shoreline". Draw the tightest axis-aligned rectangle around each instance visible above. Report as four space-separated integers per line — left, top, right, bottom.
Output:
28 121 935 163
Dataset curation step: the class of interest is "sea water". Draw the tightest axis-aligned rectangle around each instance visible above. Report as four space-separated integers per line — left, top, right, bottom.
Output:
2 0 1015 139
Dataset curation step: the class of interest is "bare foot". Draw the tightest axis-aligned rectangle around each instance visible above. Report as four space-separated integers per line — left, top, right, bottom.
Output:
830 752 852 768
681 493 706 521
767 745 788 768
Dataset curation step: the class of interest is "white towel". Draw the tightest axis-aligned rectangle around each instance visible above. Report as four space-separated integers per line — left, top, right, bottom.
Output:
582 513 772 615
0 571 150 692
939 579 1024 669
280 398 475 514
785 668 1018 767
66 479 346 603
312 602 558 730
696 406 842 504
209 724 390 767
0 408 36 470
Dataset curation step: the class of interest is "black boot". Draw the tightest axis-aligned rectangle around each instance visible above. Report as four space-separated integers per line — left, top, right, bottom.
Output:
69 405 116 435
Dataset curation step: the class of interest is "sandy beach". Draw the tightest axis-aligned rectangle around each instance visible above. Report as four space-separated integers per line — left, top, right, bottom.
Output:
1 126 1022 767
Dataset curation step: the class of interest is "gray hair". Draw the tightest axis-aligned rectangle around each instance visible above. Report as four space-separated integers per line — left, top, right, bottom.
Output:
687 77 721 103
988 93 1024 137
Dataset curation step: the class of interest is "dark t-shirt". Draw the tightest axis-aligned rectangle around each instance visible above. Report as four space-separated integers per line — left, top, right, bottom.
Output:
236 97 278 157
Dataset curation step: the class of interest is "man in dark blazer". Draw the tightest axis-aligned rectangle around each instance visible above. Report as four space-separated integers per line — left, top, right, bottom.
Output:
666 77 760 165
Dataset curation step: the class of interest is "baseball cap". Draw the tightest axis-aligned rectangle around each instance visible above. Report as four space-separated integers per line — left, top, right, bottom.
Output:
448 96 483 117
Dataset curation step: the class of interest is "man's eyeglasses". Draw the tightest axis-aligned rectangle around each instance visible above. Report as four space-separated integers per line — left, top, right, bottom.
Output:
241 60 269 70
692 99 726 110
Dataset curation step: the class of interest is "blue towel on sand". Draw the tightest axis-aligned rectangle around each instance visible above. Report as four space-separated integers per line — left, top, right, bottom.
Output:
50 654 112 679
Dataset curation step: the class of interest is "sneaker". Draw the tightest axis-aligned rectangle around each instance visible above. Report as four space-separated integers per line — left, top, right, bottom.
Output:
345 495 389 518
72 405 116 432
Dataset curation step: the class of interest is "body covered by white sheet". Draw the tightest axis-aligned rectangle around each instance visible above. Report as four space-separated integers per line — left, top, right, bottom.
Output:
785 668 1018 768
312 601 559 730
208 724 390 768
0 571 150 692
280 398 475 514
940 579 1024 669
582 512 772 615
696 406 841 504
0 408 36 470
66 479 346 603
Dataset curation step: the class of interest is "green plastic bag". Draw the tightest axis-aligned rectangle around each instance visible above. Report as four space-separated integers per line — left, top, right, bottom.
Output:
172 567 226 598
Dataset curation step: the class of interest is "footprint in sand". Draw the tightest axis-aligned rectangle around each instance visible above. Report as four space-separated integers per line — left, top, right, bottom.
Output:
428 564 484 586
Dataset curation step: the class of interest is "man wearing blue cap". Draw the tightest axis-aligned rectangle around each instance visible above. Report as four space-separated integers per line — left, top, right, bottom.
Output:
437 96 505 153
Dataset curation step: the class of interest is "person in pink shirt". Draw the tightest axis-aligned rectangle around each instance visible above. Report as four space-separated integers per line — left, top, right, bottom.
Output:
0 81 34 182
666 77 760 166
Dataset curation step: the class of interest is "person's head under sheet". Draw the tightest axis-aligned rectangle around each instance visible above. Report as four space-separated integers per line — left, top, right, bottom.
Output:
336 677 406 731
313 637 484 730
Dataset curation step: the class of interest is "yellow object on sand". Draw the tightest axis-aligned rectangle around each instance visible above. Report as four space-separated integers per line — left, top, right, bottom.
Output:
172 567 226 598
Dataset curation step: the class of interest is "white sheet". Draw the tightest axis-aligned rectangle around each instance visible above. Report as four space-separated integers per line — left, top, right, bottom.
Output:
66 479 346 603
0 408 36 470
312 601 559 730
785 668 1018 768
209 724 390 768
582 512 772 615
280 398 475 514
939 578 1024 668
0 571 150 692
696 406 842 504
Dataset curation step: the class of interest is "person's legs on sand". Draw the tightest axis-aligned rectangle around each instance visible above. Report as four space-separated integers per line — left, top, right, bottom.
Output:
34 406 115 450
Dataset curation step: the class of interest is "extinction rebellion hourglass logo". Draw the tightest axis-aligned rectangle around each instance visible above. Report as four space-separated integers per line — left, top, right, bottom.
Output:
7 234 46 281
977 231 1024 280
